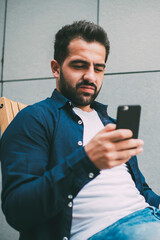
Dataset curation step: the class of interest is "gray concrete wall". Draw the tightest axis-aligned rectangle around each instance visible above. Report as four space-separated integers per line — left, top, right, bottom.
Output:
0 0 160 239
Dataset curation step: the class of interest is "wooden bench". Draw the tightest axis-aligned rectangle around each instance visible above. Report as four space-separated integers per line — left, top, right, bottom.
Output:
0 97 27 135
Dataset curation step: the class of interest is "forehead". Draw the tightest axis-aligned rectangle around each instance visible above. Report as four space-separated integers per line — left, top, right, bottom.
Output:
66 38 106 63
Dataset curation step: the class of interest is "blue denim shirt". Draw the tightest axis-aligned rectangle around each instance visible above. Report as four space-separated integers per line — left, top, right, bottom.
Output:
0 89 160 240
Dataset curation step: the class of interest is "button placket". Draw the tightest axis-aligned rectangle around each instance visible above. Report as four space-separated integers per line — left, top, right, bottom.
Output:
68 194 73 208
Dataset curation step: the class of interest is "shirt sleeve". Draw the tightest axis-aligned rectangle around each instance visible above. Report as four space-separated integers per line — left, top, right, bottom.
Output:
140 170 160 208
0 105 99 232
128 156 160 208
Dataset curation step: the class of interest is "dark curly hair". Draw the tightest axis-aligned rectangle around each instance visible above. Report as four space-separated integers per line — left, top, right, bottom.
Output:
54 20 110 65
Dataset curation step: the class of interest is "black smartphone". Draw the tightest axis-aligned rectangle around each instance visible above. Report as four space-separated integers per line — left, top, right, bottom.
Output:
116 105 141 139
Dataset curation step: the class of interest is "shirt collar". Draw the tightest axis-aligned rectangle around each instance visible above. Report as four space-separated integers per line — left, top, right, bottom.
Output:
91 101 108 115
50 88 108 114
51 89 73 109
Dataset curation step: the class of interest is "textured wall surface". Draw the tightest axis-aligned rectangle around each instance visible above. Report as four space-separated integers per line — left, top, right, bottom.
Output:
0 0 160 239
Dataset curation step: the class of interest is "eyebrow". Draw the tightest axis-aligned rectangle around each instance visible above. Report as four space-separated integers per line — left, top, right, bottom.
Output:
94 63 106 69
70 60 106 69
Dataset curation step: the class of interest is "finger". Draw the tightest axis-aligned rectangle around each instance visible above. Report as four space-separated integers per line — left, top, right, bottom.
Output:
99 124 116 135
115 146 143 160
98 128 133 144
109 129 133 142
101 145 143 169
97 124 116 136
115 138 144 151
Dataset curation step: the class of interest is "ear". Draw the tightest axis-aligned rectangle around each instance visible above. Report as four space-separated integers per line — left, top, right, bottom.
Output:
50 60 60 79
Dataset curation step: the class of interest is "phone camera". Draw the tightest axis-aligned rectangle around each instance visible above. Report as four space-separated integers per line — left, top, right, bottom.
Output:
123 106 129 111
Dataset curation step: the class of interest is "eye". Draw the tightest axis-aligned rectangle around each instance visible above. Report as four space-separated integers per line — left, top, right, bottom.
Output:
94 66 105 72
73 64 84 68
71 64 87 69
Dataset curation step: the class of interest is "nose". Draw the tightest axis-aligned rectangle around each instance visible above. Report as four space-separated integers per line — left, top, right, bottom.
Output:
83 66 96 83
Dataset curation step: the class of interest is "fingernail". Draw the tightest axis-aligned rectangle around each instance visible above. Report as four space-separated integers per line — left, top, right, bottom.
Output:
139 147 144 153
138 139 144 145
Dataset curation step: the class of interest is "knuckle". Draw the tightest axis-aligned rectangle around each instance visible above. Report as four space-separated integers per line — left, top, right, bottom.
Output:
118 130 126 139
118 129 132 139
107 162 114 169
105 151 114 161
129 139 135 146
104 143 113 152
124 151 131 159
135 141 139 148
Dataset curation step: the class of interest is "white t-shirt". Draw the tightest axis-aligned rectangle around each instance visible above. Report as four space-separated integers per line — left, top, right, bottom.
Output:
71 107 149 240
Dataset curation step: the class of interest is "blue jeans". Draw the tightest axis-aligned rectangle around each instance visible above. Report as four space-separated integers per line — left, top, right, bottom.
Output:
88 207 160 240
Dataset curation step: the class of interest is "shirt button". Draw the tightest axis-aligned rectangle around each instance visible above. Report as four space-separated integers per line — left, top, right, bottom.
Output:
78 120 83 125
78 141 83 146
89 172 94 179
68 194 73 199
63 237 68 240
68 202 72 208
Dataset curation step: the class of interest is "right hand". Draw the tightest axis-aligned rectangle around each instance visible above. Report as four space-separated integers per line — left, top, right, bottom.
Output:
84 123 144 170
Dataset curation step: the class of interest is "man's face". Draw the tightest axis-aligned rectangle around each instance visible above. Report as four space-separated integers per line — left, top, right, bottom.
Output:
52 38 106 111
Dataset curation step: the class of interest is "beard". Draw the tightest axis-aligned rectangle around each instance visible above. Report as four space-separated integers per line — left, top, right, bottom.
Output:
58 68 102 107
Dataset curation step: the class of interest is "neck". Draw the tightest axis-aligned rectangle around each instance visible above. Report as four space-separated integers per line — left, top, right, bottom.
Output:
74 105 93 112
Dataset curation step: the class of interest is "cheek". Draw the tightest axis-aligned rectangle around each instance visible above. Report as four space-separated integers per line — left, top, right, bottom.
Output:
97 75 103 88
63 70 83 85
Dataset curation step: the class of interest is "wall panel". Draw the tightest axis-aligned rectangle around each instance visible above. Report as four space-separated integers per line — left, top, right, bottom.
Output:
100 0 160 73
3 78 56 104
3 0 97 81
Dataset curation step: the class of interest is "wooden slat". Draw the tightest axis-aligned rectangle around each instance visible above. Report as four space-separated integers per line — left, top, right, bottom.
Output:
4 98 15 123
17 102 27 111
10 101 19 118
0 97 13 134
0 98 7 134
0 97 27 135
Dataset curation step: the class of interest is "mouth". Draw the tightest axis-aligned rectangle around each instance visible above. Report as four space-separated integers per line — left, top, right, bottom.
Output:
78 85 96 94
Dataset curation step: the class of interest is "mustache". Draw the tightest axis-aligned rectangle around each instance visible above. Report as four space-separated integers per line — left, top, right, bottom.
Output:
76 80 97 91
